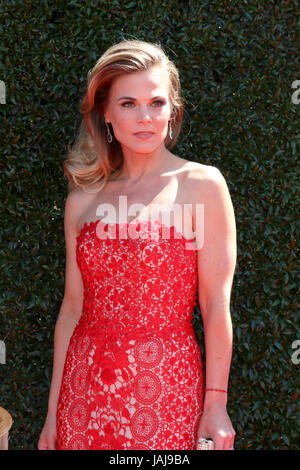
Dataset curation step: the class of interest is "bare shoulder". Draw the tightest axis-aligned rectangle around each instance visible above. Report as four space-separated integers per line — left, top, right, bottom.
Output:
185 161 224 184
64 187 94 233
181 163 235 236
183 162 227 201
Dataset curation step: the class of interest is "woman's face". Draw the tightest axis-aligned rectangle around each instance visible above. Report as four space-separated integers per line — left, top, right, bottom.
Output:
104 65 173 154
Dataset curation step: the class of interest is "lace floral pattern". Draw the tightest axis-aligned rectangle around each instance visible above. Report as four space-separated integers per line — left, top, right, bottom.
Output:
56 219 204 450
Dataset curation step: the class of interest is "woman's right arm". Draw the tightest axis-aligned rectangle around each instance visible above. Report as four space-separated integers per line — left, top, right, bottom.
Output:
38 189 85 450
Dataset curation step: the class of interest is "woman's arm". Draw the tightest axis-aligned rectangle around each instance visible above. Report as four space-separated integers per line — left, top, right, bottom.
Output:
191 165 237 450
47 303 81 416
38 310 79 450
38 190 85 449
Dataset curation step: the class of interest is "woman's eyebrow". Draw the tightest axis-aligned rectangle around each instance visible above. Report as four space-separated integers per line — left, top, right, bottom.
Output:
117 95 164 101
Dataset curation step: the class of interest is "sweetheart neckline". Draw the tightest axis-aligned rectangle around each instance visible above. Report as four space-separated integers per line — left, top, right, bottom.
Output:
76 218 196 244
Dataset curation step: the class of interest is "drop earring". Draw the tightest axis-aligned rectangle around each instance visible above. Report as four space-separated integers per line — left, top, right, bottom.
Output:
169 122 174 139
105 120 113 143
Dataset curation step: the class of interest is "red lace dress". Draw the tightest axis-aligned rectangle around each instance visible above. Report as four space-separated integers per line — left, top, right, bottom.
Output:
56 219 204 450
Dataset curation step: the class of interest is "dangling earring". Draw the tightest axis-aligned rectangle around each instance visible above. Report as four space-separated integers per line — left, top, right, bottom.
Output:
105 120 113 143
169 122 174 139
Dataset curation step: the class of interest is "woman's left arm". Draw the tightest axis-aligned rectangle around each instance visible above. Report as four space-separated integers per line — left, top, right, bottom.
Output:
192 165 237 450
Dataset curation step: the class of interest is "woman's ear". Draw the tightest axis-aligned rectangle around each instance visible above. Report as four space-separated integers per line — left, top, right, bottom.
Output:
103 104 111 124
104 114 111 124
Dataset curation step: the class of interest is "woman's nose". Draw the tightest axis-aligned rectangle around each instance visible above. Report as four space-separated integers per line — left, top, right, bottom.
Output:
137 106 152 123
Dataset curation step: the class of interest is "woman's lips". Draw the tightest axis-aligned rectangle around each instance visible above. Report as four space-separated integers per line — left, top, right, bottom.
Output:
134 132 154 139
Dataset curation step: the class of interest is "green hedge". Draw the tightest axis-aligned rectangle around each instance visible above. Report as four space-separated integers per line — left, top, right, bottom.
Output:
1 0 299 450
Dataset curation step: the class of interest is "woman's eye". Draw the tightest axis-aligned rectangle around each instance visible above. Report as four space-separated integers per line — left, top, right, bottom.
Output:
121 100 165 108
152 100 165 107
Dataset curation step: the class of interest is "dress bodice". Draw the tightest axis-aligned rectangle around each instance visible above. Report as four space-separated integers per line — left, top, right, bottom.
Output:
75 219 198 339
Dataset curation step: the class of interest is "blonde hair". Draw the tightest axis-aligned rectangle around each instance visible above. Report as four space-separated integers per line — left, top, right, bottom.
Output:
62 39 184 193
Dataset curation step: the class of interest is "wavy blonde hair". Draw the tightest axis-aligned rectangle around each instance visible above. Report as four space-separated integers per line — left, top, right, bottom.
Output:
62 39 184 193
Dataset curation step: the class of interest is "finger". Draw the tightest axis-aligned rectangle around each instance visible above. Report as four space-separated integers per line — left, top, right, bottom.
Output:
38 437 48 450
229 430 236 450
213 435 224 450
224 433 236 450
196 426 210 443
223 435 233 450
48 436 57 450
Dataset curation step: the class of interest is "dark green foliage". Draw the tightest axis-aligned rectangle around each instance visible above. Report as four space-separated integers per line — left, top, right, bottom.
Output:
1 0 299 450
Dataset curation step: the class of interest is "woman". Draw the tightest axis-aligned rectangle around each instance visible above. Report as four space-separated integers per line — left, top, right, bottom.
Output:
38 39 236 450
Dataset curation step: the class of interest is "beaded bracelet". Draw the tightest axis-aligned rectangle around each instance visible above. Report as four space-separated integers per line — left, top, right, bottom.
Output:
205 388 227 393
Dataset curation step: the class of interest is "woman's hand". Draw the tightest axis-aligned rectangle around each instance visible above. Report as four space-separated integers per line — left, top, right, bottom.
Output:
196 403 236 450
38 413 57 450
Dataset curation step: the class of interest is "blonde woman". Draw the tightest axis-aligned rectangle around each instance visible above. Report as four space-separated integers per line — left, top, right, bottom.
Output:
38 39 236 450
